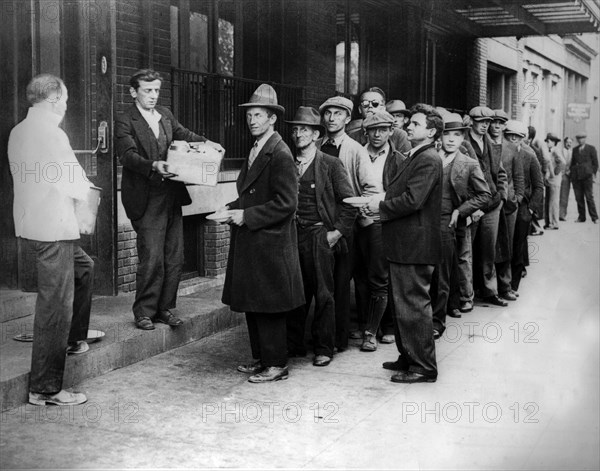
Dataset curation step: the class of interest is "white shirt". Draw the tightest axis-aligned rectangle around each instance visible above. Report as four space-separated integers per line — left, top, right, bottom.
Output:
137 104 163 139
364 142 389 194
8 107 91 241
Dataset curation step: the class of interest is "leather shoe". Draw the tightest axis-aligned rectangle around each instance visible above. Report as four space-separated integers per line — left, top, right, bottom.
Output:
382 357 409 372
459 301 473 313
593 219 598 224
448 308 462 318
575 218 586 223
348 330 363 340
360 332 377 352
135 317 155 330
391 371 437 383
511 289 519 298
379 334 395 344
237 360 263 374
500 291 518 301
248 366 288 383
154 310 183 326
482 295 508 307
313 355 331 367
559 217 566 221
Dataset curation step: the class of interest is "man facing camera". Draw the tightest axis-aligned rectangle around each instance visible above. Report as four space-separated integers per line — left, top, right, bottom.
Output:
116 69 224 331
367 104 443 383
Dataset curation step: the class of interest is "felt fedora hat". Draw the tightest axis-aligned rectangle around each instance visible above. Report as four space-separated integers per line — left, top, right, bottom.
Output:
285 106 325 136
442 112 470 131
238 83 285 114
386 99 410 116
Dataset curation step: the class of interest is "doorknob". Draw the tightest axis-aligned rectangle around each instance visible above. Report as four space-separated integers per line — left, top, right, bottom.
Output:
73 121 109 155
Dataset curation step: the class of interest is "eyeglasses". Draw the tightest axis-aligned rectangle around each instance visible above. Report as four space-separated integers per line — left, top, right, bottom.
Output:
360 100 382 108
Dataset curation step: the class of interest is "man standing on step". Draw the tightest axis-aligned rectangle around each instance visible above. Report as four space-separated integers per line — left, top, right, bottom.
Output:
9 74 93 406
116 69 224 331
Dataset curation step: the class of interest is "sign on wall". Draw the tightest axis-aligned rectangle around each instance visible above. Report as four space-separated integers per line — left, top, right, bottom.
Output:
566 103 591 121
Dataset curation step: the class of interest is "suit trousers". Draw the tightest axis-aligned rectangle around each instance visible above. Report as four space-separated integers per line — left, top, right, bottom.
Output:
29 240 93 394
559 174 571 220
572 177 598 221
287 225 336 357
131 186 184 319
471 202 502 298
388 262 437 377
511 206 531 292
496 208 518 295
545 178 561 226
334 230 355 350
455 224 473 304
246 311 288 367
431 232 456 336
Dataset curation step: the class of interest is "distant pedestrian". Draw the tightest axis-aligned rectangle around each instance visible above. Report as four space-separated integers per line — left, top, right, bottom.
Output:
543 133 565 229
570 131 598 224
559 137 573 221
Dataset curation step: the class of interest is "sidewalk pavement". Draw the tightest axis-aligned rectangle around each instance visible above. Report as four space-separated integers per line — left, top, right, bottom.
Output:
1 191 599 469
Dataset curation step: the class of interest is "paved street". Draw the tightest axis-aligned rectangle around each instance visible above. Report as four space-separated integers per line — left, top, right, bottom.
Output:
1 190 599 470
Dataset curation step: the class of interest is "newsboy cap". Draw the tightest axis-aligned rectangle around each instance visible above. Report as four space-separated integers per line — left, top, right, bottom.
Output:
346 119 363 134
504 120 528 138
363 111 395 129
386 99 410 115
469 106 495 121
575 131 587 139
545 132 560 143
319 96 354 116
493 109 509 122
238 83 285 114
285 106 325 136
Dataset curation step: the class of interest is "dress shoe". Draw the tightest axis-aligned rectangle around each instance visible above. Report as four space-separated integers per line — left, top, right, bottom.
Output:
66 341 89 355
594 219 598 224
313 355 332 367
248 366 288 383
433 329 441 340
549 225 559 230
459 301 473 313
511 289 519 297
135 316 155 330
575 218 586 223
559 217 566 221
530 229 544 235
154 310 183 326
348 330 363 340
482 295 508 307
543 225 549 230
379 334 395 344
500 291 518 301
390 371 437 384
448 308 462 318
237 360 263 374
29 390 87 406
522 268 527 278
360 332 377 352
382 357 409 372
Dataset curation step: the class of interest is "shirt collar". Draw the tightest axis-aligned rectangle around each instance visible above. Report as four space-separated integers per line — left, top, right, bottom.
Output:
254 129 275 154
439 149 458 167
408 141 429 157
136 103 162 122
324 132 346 147
365 141 390 161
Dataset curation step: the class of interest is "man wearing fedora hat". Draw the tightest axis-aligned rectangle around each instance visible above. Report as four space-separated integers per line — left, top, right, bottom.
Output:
221 84 305 383
431 113 491 338
317 95 378 351
386 99 411 131
544 132 566 229
284 106 356 367
570 131 598 223
466 106 508 308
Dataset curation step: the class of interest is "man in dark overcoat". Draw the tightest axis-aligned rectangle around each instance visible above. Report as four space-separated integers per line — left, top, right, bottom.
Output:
570 131 598 224
116 69 223 331
367 104 443 384
285 106 356 367
221 84 305 383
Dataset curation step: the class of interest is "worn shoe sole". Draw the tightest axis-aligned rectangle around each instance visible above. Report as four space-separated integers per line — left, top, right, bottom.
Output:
29 392 87 406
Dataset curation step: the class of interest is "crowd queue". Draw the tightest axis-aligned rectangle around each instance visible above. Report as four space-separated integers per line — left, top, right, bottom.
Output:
8 71 599 405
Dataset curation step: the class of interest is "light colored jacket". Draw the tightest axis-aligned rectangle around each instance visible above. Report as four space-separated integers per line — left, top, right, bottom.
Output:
8 107 90 241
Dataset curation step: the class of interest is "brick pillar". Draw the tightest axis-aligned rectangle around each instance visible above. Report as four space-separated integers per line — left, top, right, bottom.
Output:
203 220 230 277
117 222 138 292
467 38 488 109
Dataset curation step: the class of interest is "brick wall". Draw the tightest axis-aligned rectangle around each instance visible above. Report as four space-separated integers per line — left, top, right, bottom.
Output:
203 221 230 277
117 222 138 292
467 38 488 108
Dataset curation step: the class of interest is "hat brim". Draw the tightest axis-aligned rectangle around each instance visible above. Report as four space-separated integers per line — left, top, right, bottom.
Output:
238 103 285 114
505 132 526 138
319 104 352 115
443 124 470 131
284 121 326 136
471 117 493 121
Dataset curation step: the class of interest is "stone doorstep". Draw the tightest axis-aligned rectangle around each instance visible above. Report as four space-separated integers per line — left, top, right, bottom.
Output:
0 282 243 412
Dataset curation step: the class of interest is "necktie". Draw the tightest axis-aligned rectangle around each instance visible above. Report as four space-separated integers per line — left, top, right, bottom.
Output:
248 142 258 168
325 138 337 147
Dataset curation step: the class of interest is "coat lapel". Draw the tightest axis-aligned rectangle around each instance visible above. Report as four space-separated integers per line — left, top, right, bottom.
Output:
239 132 280 194
130 106 158 160
315 151 325 204
387 143 435 187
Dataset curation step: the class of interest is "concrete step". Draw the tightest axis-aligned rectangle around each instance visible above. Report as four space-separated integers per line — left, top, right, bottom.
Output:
0 290 37 324
0 278 242 411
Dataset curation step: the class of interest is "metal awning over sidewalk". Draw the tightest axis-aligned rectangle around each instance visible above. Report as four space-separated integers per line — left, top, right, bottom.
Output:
406 0 600 37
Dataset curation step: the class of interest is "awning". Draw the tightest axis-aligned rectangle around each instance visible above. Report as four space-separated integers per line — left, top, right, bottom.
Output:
409 0 600 37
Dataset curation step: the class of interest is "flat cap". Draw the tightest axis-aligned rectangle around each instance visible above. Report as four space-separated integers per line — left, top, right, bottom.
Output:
575 131 587 139
319 96 354 116
469 106 495 121
493 109 509 122
346 119 363 133
545 132 560 143
386 99 409 115
504 120 527 138
363 111 395 129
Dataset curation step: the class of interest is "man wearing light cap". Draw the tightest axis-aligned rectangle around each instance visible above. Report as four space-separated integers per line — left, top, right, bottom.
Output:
317 95 378 352
354 110 404 352
570 131 598 223
504 120 544 291
467 106 508 308
544 132 566 229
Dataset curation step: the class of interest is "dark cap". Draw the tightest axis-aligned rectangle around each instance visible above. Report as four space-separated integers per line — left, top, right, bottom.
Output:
285 106 325 135
545 132 560 143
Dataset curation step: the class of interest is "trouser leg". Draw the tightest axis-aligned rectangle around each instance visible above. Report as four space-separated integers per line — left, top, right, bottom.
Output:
477 203 501 298
334 231 354 350
431 234 455 335
456 224 473 303
497 209 517 295
68 246 94 343
245 312 261 360
572 180 586 221
559 174 570 219
252 312 288 368
583 177 598 221
158 203 184 311
511 210 531 292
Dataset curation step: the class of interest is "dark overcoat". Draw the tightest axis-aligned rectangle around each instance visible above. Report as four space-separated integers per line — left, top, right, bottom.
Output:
222 132 305 313
115 105 205 221
379 143 443 265
571 144 599 181
449 151 492 219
